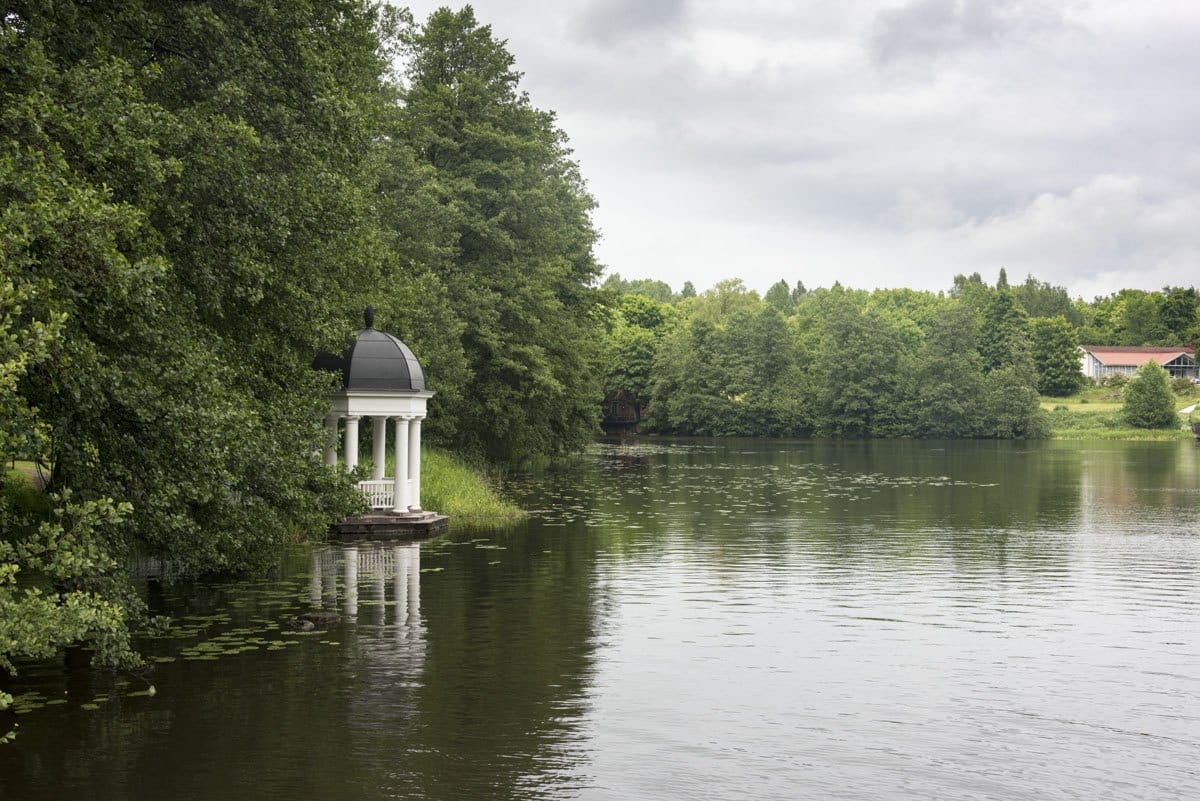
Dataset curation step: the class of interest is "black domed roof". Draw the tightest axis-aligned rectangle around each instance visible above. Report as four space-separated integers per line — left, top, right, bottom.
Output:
313 308 426 392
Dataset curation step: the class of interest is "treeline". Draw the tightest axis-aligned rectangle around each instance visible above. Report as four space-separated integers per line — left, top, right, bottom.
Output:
600 270 1200 439
2 3 601 670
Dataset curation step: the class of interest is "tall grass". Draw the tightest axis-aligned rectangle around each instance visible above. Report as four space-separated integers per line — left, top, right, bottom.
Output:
1045 408 1191 440
414 449 525 523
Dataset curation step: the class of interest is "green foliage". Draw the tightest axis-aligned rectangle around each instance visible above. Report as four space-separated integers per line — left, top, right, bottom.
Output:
1030 316 1082 396
617 278 1055 440
601 295 674 416
909 303 987 438
1170 376 1195 395
396 7 604 461
764 279 795 315
1012 275 1080 323
649 289 801 436
978 289 1030 373
805 292 918 437
1122 362 1178 428
601 273 676 304
0 494 143 676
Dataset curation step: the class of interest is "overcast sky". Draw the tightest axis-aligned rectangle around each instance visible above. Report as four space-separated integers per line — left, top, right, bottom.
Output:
397 1 1200 299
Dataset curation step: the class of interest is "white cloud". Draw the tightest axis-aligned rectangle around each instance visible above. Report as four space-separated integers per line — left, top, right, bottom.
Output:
395 0 1200 298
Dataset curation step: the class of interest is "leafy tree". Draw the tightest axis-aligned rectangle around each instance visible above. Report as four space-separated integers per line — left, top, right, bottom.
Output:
1012 275 1080 324
978 289 1029 373
909 303 987 438
679 281 697 299
0 276 142 676
1030 316 1082 396
601 295 675 418
6 1 380 578
764 279 794 315
1123 362 1178 428
951 272 991 313
805 292 919 437
398 6 604 460
1119 291 1169 345
650 318 735 435
1160 286 1199 343
983 366 1048 438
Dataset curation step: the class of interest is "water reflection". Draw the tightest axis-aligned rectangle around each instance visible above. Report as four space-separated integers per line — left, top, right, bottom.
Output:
308 543 423 629
2 441 1199 801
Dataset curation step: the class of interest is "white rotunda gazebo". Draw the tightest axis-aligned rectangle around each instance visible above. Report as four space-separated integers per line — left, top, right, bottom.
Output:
314 308 435 516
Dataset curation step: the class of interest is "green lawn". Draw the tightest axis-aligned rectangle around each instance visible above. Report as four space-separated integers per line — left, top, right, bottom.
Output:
1041 384 1196 440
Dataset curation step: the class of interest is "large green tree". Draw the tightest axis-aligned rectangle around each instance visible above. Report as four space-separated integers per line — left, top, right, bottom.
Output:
1123 362 1177 428
909 303 987 438
397 6 604 460
4 1 392 576
1030 316 1082 397
978 289 1030 373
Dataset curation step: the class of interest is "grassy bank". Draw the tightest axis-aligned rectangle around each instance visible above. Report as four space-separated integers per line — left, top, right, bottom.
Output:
408 449 526 525
1041 385 1196 440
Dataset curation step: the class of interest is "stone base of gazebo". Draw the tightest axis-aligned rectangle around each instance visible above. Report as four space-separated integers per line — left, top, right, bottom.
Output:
331 510 449 542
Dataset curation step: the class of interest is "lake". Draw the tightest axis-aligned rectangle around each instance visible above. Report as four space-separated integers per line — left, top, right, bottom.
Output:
2 439 1198 800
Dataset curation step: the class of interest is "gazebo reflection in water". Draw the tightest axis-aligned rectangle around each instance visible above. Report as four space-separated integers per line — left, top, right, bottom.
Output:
308 543 422 631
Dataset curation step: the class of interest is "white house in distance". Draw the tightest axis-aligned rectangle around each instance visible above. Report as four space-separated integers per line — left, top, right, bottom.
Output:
1078 345 1199 382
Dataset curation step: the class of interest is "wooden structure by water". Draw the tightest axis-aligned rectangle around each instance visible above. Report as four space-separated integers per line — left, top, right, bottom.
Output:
330 510 448 541
601 389 642 436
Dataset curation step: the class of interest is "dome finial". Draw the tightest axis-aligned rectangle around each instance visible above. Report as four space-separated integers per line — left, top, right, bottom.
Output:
364 306 375 329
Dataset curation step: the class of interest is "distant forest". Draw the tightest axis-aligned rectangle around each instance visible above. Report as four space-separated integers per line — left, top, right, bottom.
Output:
598 270 1200 439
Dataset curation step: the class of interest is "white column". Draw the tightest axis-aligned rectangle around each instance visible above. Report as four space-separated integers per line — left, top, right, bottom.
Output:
408 416 423 511
374 575 386 626
309 550 323 606
407 544 421 626
372 417 387 480
343 415 360 473
392 417 410 513
323 415 339 467
343 546 359 618
393 545 409 636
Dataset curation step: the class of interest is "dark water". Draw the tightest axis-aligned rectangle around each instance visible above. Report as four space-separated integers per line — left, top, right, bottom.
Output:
2 439 1199 800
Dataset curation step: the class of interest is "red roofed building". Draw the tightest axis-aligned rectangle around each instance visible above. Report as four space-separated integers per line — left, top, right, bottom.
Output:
1078 345 1198 381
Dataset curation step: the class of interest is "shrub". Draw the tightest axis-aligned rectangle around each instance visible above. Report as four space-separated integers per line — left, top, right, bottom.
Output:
1171 376 1195 395
1102 373 1129 388
1123 362 1178 428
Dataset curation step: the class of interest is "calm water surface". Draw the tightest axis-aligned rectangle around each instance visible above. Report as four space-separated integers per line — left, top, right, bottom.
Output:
2 439 1199 800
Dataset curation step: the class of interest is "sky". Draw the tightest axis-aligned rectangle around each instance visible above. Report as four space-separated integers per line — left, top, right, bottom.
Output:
395 1 1200 300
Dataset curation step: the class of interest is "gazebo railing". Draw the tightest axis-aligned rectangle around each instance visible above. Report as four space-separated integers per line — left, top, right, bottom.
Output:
357 480 394 510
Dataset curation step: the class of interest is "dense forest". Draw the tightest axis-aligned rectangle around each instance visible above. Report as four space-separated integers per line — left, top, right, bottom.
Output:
1 2 602 671
2 0 1198 674
599 270 1200 438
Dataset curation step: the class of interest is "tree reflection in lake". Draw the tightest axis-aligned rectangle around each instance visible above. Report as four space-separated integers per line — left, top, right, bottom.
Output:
2 440 1198 801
